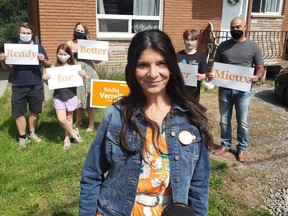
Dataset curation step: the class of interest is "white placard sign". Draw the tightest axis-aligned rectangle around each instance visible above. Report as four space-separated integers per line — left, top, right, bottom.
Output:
178 63 198 87
46 64 83 90
4 43 39 65
77 40 109 61
211 62 254 92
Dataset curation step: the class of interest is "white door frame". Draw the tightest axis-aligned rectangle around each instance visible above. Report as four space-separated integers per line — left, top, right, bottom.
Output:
221 0 249 31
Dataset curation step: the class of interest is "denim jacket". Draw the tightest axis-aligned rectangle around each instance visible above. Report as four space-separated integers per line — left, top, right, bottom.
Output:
79 102 210 216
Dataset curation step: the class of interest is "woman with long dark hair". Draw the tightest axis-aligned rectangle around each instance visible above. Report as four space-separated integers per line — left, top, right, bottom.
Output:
79 29 213 216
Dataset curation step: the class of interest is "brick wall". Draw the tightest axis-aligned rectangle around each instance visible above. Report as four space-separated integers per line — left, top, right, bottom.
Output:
28 0 223 67
250 17 283 31
28 0 288 68
163 0 222 54
36 0 97 64
248 0 288 32
247 0 288 63
101 41 130 71
281 0 288 31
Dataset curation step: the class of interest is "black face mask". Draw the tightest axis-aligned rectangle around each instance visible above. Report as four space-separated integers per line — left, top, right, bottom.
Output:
230 30 243 40
74 31 86 39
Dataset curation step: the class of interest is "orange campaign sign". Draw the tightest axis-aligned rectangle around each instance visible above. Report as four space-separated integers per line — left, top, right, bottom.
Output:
90 79 130 108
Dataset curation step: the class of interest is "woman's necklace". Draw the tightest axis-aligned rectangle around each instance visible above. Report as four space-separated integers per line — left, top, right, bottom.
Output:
158 123 166 134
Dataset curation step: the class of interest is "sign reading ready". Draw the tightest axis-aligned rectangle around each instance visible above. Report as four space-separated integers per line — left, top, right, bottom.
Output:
4 43 39 65
211 62 254 92
77 40 109 61
90 79 130 108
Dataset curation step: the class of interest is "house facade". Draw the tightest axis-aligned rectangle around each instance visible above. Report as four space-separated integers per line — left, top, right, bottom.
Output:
27 0 288 69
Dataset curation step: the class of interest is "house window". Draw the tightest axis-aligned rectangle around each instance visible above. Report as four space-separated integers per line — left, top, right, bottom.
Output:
97 0 163 40
252 0 283 15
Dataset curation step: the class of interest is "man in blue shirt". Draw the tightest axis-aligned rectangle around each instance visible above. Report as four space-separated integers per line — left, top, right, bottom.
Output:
0 22 51 148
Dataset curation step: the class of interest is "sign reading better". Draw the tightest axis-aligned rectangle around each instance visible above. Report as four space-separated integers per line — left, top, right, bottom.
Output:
178 63 198 87
77 40 109 61
46 64 83 90
4 43 39 65
90 79 130 108
211 62 254 92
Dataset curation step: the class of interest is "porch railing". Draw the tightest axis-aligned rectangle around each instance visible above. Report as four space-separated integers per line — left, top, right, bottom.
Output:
202 30 288 65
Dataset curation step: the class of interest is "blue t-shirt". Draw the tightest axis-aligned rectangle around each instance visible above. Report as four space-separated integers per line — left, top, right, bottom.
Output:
10 43 49 87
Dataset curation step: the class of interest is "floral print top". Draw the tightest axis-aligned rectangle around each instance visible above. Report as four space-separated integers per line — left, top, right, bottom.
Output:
96 125 171 216
131 125 172 216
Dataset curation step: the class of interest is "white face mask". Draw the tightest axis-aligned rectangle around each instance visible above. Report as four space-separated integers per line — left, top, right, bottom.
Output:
20 34 32 43
184 41 196 50
57 54 70 63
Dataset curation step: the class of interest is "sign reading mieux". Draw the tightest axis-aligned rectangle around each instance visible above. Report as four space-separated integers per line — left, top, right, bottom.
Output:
90 79 130 108
211 62 254 92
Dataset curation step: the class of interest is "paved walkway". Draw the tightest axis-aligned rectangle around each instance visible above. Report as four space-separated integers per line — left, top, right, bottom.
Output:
0 69 52 100
0 70 9 97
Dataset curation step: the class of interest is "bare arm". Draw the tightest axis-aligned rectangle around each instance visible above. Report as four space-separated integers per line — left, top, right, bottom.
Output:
250 64 265 82
0 53 12 70
38 53 51 68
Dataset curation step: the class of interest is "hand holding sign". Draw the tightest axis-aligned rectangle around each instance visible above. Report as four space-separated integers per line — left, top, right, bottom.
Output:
178 63 198 87
46 64 84 90
211 62 254 92
4 43 39 65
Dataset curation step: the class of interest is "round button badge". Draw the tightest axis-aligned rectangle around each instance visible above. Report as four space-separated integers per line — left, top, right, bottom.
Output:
178 130 195 145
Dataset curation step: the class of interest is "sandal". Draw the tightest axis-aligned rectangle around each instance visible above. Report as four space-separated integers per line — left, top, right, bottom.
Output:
63 141 71 150
72 128 82 143
86 127 94 132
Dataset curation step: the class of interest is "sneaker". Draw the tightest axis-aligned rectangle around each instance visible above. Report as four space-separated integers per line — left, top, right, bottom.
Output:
18 137 30 149
29 132 42 142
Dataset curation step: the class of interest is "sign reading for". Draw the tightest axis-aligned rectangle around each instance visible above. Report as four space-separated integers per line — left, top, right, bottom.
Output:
90 79 130 108
4 43 39 65
46 64 83 90
211 62 254 92
77 40 109 61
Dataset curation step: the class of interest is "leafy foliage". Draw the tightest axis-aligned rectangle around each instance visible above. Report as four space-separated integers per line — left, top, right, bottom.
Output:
0 0 28 51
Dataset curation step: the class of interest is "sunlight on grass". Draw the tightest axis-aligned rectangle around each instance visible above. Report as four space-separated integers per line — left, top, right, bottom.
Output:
0 92 106 215
0 90 272 215
209 159 271 216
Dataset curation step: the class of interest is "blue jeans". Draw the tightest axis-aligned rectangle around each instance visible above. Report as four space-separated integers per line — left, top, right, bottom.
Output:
218 87 251 151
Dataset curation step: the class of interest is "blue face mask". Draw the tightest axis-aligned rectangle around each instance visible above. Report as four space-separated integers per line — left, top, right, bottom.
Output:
74 31 86 39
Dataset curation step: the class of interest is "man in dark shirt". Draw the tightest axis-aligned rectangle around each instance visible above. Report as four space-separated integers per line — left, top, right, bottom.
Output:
209 17 264 162
0 22 51 148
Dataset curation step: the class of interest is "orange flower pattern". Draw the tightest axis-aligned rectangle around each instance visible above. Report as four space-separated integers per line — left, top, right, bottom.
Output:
96 125 171 216
131 125 172 216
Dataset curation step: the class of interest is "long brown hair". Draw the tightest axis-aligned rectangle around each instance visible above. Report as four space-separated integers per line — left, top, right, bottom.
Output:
118 29 213 159
72 22 91 40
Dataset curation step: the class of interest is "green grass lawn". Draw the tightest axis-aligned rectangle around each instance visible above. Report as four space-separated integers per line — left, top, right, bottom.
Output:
0 91 271 215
